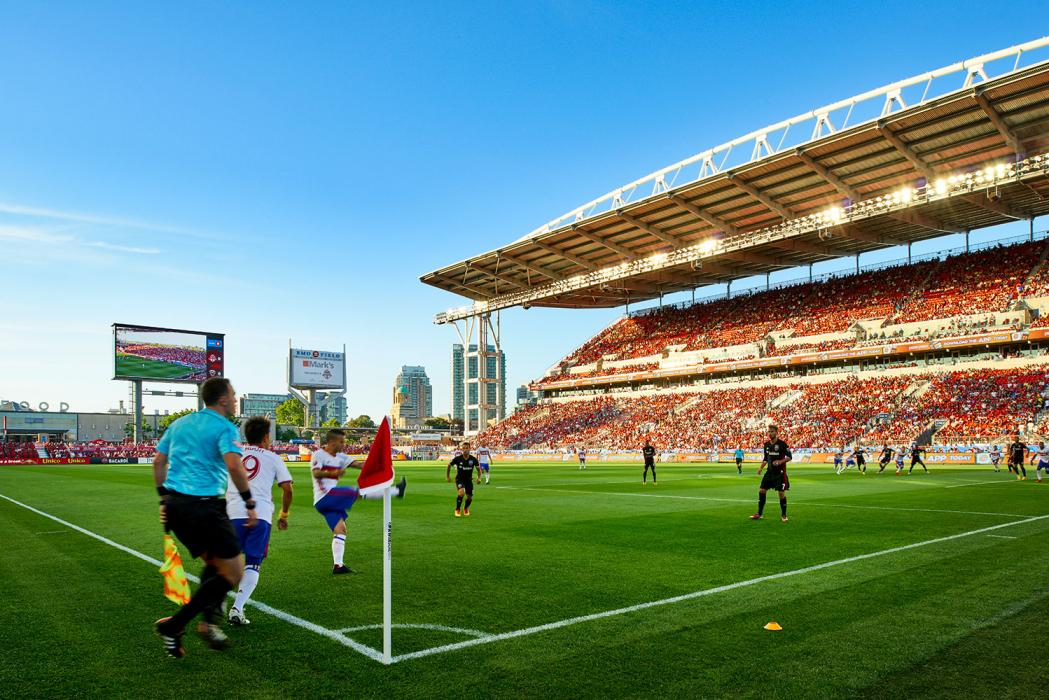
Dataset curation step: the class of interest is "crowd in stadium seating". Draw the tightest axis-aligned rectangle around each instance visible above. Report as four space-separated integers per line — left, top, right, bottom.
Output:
44 442 157 458
540 362 660 385
542 239 1049 385
867 369 1047 444
0 441 38 460
116 342 206 370
479 367 1049 451
891 242 1041 323
763 338 856 358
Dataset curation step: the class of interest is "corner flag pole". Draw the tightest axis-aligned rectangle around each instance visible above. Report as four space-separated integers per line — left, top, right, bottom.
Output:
358 415 396 665
382 486 392 664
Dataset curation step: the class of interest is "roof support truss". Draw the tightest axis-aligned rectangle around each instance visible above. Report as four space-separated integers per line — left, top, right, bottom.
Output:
666 194 739 236
498 252 564 281
727 174 794 220
573 227 637 260
973 90 1021 153
531 239 598 271
616 211 684 248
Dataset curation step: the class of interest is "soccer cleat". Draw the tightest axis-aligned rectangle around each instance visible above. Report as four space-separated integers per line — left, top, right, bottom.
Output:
464 508 471 516
749 513 762 520
395 476 407 498
228 608 250 626
155 617 186 659
332 565 357 575
781 516 789 523
454 509 462 518
197 622 230 651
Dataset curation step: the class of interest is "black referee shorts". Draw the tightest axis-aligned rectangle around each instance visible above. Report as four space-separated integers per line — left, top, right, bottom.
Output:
166 492 241 560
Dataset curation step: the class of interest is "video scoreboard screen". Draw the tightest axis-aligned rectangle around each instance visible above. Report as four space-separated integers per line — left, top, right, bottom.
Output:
113 324 225 384
289 348 345 389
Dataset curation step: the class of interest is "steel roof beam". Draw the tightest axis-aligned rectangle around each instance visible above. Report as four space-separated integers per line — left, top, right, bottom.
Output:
831 224 908 246
722 250 790 267
469 265 526 289
665 194 739 237
878 124 937 182
531 239 599 271
616 211 685 248
794 149 862 202
960 190 1026 220
440 275 492 299
727 174 794 220
890 210 965 234
770 238 842 257
973 90 1021 153
573 227 638 260
497 252 564 281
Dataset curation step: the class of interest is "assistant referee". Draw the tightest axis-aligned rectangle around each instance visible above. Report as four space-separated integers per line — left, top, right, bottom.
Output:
153 376 256 658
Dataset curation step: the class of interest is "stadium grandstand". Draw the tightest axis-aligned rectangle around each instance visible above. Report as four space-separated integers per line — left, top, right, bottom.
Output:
422 37 1049 451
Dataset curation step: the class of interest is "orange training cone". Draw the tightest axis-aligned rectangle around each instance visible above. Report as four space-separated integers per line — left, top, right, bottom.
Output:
763 621 783 631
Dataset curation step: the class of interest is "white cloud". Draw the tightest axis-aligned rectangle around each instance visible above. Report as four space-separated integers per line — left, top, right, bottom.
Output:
0 224 73 244
0 224 160 256
85 241 161 255
0 200 217 240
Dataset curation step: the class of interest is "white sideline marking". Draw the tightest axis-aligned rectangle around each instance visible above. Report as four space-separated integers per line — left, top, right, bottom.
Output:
392 514 1049 663
496 485 1026 518
0 493 385 663
338 623 491 638
945 479 1023 489
986 534 1018 539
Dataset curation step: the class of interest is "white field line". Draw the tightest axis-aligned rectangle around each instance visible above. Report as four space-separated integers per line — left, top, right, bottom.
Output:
496 485 1028 518
945 479 1028 489
392 514 1049 663
0 493 385 663
986 534 1019 539
338 623 491 638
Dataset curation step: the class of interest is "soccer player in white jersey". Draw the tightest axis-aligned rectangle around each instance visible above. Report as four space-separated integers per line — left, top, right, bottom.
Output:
578 446 587 470
476 445 492 484
1031 441 1049 483
311 429 405 575
225 417 293 625
989 444 1003 472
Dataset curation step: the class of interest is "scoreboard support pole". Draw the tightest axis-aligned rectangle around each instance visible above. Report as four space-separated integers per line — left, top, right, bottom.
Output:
131 380 144 443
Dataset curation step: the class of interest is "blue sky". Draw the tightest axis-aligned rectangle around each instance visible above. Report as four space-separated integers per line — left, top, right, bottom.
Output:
0 2 1044 420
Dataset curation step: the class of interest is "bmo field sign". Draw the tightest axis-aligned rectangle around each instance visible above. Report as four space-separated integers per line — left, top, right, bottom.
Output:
289 348 346 390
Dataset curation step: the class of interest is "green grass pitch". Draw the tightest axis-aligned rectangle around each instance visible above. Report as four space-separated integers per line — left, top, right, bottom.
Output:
115 354 199 381
0 461 1046 698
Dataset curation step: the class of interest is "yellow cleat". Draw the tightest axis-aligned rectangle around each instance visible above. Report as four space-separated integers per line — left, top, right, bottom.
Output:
454 509 462 517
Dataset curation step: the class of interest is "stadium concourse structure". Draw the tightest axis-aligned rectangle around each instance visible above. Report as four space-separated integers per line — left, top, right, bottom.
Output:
422 37 1049 441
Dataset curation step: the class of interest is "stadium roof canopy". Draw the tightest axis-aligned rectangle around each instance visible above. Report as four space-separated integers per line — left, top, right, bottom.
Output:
422 37 1049 323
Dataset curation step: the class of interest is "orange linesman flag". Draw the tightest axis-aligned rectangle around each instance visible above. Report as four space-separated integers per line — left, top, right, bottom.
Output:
160 534 191 605
358 416 395 496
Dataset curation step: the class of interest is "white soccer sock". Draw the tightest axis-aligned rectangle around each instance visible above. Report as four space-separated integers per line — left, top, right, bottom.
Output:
233 566 260 611
332 534 346 566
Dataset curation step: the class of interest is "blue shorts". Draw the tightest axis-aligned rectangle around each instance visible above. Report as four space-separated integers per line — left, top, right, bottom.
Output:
315 487 360 530
232 519 272 566
1038 460 1049 471
480 462 490 472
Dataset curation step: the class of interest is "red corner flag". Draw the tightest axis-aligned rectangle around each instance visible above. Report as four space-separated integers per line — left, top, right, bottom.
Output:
358 416 395 496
